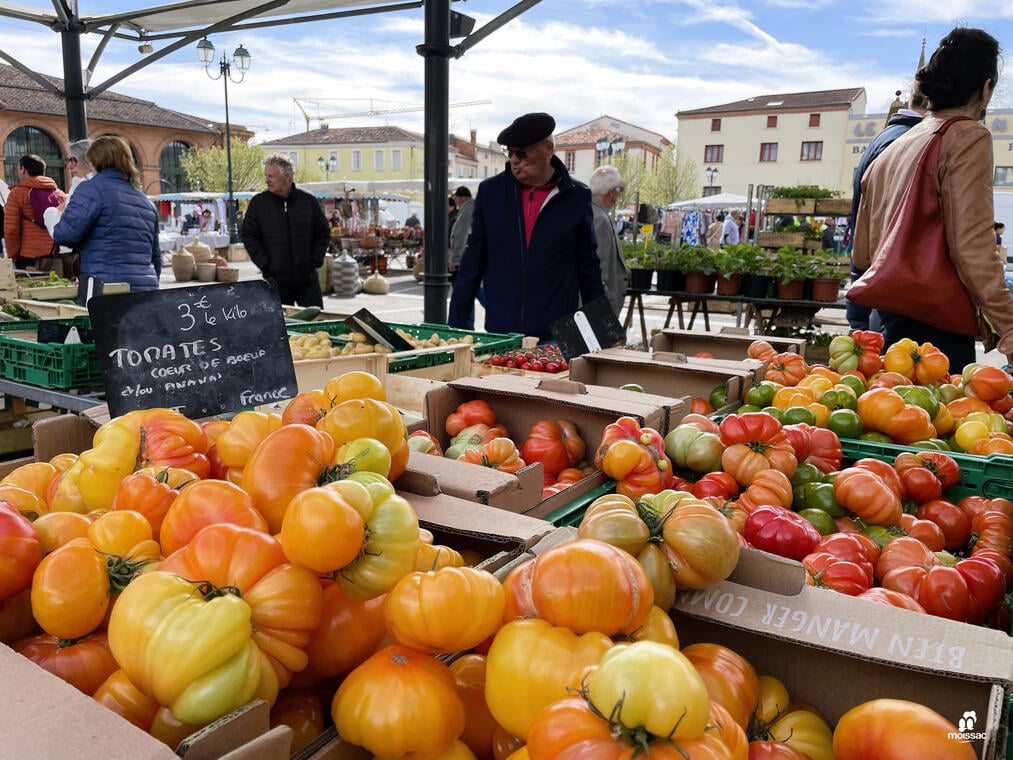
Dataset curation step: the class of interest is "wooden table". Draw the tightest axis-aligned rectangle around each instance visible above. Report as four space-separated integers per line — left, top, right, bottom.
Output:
622 289 848 347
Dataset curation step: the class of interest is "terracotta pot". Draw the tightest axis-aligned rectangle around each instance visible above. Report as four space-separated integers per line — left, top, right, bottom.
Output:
656 270 685 293
810 277 842 302
776 279 805 299
683 271 715 295
629 269 655 291
715 274 742 296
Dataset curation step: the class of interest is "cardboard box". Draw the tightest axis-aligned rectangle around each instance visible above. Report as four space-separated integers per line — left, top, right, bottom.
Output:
0 644 289 759
651 326 807 360
672 548 1013 759
568 347 753 412
0 412 99 477
292 352 388 396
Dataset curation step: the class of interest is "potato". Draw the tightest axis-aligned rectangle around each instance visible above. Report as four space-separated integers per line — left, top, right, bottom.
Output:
375 345 392 354
353 343 375 354
349 332 368 343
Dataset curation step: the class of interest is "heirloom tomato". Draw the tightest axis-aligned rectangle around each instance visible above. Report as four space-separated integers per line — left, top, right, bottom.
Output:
110 466 196 541
157 524 323 686
764 352 808 386
828 331 884 377
689 471 740 499
916 499 971 551
964 364 1013 401
318 397 406 457
737 468 794 514
14 631 118 696
335 436 393 477
883 339 950 385
270 687 326 754
333 644 465 758
747 340 778 362
588 641 709 740
743 505 821 561
519 419 584 479
833 468 902 526
280 390 330 427
448 654 498 760
0 589 36 644
214 411 283 473
802 552 873 595
833 699 975 760
647 492 741 589
969 510 1013 556
881 564 970 620
501 538 653 636
279 483 367 575
0 502 42 601
159 478 268 556
93 669 163 734
596 417 674 499
1 461 57 506
577 493 650 556
636 542 678 612
303 583 387 679
855 587 925 612
484 618 611 740
407 430 443 456
752 675 834 760
719 413 797 486
324 370 386 405
664 423 725 474
445 399 497 436
682 642 759 731
460 437 526 474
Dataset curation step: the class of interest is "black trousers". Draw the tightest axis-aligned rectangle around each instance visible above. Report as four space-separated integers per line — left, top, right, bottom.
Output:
879 311 976 372
274 278 323 308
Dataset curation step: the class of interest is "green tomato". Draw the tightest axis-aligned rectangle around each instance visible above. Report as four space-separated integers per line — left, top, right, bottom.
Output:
745 381 779 408
935 383 962 404
708 385 728 410
761 406 784 423
620 383 645 393
859 431 893 443
910 438 950 451
862 524 901 549
819 388 857 411
825 408 863 439
789 462 823 490
795 482 847 518
837 374 866 397
737 404 763 414
895 385 940 418
781 406 817 426
798 508 837 536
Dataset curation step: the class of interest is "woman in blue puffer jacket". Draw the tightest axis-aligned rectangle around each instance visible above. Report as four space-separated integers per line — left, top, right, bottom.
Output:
53 135 160 292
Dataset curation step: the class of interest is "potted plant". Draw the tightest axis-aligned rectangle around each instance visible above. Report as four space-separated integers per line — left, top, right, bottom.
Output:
713 244 749 296
679 245 717 294
741 246 774 299
769 245 810 299
656 244 687 292
809 250 848 302
623 242 656 291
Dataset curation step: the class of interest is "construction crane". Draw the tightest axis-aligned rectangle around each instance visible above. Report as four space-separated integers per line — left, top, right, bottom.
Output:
293 98 492 131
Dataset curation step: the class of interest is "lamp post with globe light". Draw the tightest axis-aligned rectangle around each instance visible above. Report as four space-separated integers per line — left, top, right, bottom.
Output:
595 135 626 166
317 156 337 181
197 37 251 244
705 166 718 195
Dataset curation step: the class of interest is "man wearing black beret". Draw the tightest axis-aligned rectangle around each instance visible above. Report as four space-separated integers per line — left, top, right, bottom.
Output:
448 112 605 340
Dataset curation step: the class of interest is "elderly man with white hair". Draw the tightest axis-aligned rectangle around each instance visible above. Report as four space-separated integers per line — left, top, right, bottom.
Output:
589 165 629 316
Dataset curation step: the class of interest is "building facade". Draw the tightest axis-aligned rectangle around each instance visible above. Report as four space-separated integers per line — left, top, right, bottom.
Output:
555 115 671 185
0 64 247 195
677 88 867 199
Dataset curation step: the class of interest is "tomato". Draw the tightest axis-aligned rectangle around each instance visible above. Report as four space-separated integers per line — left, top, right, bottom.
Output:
0 502 42 601
110 466 196 542
645 492 742 589
803 552 873 595
324 370 386 405
279 484 367 575
407 430 443 456
159 478 268 556
881 564 970 621
303 583 387 680
833 468 902 526
964 364 1013 401
596 418 674 498
690 471 740 499
765 353 809 386
485 618 611 740
817 531 880 565
897 513 946 552
829 331 884 377
578 494 650 556
970 510 1013 556
460 437 527 474
385 565 505 653
0 589 36 644
794 482 846 518
619 605 681 648
884 339 950 385
664 424 725 474
519 419 585 480
637 543 678 613
280 390 330 427
215 410 283 474
916 499 971 551
270 687 326 754
332 645 465 757
798 509 837 536
15 631 119 696
855 587 926 612
743 505 821 561
746 381 780 408
719 413 797 486
737 468 794 514
588 641 709 740
748 340 778 362
826 408 864 439
446 399 497 436
318 397 406 458
955 555 1006 623
833 698 975 760
241 423 336 533
447 654 498 759
502 539 653 636
156 524 323 686
682 642 759 731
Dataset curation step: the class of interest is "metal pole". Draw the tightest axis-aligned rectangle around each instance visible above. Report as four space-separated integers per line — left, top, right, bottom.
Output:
222 56 238 244
417 0 452 323
61 27 88 141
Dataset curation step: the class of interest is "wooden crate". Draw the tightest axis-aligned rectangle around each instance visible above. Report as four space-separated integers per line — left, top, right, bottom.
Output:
815 198 853 216
757 231 806 249
765 198 816 215
9 299 88 318
17 282 129 301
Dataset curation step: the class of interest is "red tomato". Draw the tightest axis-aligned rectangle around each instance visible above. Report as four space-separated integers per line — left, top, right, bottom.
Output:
743 505 821 561
916 499 971 551
690 471 740 499
0 503 42 601
833 698 975 759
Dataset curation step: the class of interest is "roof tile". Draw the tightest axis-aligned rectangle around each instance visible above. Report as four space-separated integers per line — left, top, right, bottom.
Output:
678 87 866 116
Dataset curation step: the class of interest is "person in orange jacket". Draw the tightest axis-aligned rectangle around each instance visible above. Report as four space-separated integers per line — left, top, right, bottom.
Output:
4 154 65 269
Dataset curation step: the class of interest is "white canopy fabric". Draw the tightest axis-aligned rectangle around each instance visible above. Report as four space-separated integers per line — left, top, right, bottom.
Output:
665 192 749 211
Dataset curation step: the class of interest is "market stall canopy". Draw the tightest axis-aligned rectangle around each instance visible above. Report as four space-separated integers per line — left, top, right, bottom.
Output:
666 193 750 211
148 191 256 202
296 181 411 202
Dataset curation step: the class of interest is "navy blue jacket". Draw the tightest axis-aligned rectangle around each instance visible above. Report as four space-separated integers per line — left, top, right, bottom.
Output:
448 157 605 340
52 168 160 291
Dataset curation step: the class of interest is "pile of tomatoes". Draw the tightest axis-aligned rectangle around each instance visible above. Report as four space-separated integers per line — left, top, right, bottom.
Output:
485 345 568 373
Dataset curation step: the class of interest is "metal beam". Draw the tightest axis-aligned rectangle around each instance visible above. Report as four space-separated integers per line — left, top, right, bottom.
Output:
0 49 62 93
454 0 542 57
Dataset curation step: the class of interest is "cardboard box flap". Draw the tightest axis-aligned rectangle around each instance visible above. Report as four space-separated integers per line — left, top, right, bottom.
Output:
0 643 178 760
176 700 271 760
218 725 292 760
728 547 808 596
398 450 543 512
404 490 555 547
535 377 587 394
652 351 690 364
673 576 1013 684
651 328 806 360
32 413 99 462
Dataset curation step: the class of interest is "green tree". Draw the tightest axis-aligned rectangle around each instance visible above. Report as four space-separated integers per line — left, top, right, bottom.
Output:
180 140 266 194
610 143 699 210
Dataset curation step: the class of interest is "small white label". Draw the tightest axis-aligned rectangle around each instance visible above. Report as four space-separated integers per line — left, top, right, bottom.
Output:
573 310 601 352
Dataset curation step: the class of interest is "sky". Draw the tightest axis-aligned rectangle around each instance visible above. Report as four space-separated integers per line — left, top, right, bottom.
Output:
2 1 1013 148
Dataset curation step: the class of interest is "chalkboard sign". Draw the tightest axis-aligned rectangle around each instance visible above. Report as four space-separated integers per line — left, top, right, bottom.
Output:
89 280 297 418
550 296 626 361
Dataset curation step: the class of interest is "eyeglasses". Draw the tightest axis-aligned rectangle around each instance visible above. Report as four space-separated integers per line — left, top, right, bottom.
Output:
506 147 531 160
65 157 77 166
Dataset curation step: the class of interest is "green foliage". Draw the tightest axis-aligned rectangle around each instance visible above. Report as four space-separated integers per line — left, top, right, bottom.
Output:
656 243 687 271
180 141 266 194
768 246 814 283
713 244 753 277
767 185 841 200
810 249 850 279
621 241 656 269
635 144 699 207
680 245 717 275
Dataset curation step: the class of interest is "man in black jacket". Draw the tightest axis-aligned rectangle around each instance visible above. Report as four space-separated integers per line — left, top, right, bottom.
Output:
241 153 330 307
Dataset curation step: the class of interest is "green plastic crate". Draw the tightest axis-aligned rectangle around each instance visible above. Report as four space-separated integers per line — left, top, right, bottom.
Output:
0 317 102 389
287 321 523 373
839 437 1013 501
543 479 617 527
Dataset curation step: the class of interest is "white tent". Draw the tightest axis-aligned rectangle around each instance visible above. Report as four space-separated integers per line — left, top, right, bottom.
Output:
665 193 749 210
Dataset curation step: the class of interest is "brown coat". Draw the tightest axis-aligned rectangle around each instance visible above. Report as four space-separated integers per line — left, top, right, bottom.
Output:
4 175 65 260
853 113 1013 353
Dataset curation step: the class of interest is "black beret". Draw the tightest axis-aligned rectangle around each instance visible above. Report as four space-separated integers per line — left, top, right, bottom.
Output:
453 185 472 198
497 112 555 147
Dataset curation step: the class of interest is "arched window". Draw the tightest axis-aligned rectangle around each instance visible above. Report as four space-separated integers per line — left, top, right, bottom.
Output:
160 141 191 193
3 127 65 190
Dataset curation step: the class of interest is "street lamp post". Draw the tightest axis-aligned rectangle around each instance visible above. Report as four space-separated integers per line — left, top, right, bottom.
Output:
197 37 251 245
595 135 626 166
317 156 337 181
705 166 718 194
